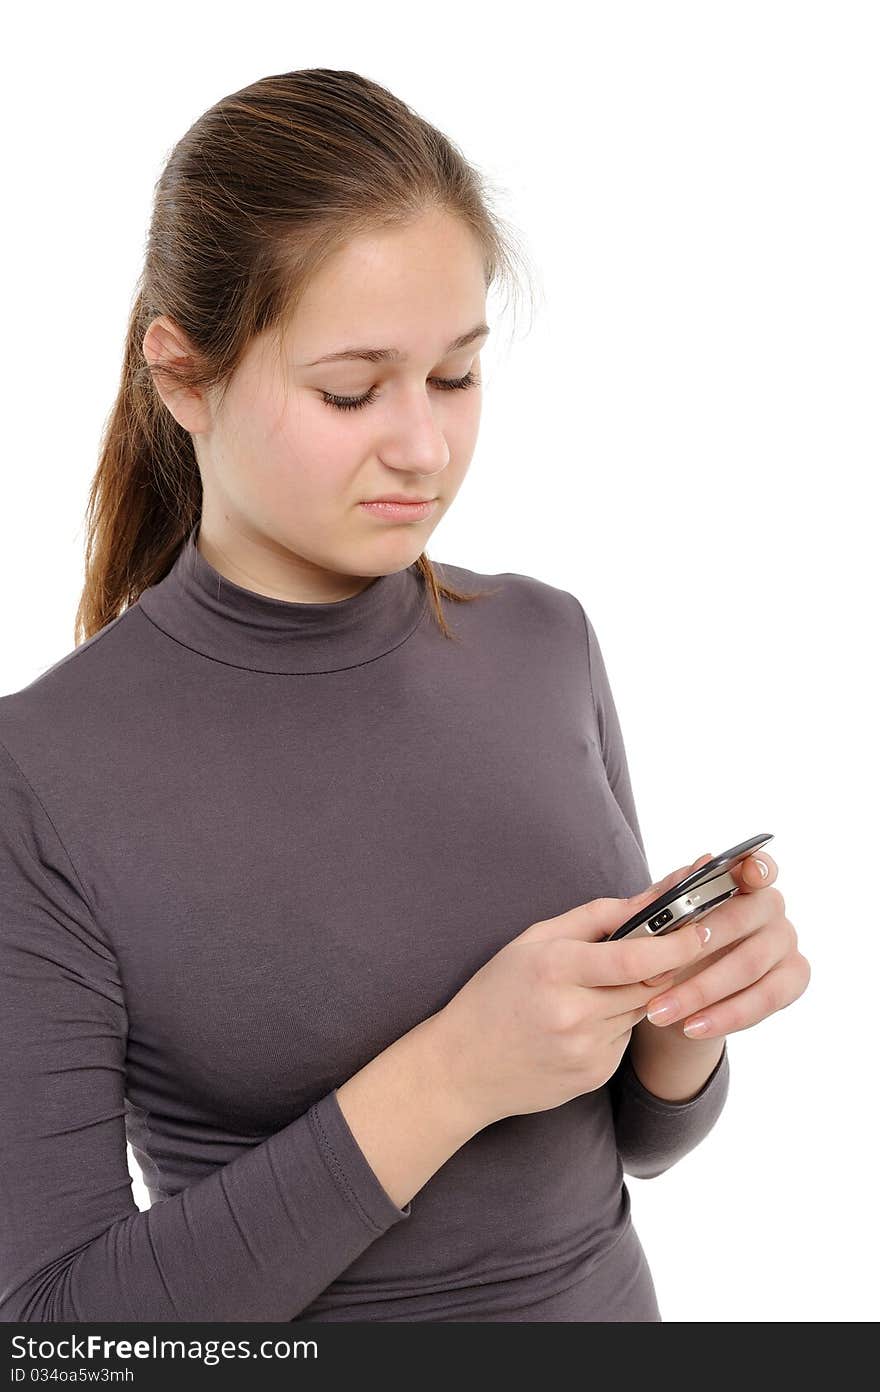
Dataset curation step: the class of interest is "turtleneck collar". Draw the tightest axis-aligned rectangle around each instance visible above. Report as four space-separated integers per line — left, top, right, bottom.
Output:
136 521 429 674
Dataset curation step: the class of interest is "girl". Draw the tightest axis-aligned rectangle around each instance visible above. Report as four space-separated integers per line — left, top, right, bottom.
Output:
0 68 808 1322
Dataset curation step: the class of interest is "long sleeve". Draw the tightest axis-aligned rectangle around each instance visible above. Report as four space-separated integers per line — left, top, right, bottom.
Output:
607 1041 729 1179
578 603 731 1177
0 738 411 1323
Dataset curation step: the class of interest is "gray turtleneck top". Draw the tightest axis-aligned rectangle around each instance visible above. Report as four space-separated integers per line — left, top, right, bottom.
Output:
0 523 728 1322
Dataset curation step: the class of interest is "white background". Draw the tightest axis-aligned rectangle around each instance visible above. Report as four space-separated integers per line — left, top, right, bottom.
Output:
1 0 877 1322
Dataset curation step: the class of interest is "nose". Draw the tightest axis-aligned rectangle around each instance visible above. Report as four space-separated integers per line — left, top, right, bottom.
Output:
377 389 452 475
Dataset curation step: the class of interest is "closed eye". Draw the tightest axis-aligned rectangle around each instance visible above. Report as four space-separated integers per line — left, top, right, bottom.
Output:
320 369 481 413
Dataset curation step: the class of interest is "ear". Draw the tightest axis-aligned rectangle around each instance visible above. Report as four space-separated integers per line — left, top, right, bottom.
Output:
142 315 213 435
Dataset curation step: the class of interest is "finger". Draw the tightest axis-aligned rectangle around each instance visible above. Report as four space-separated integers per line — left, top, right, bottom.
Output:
642 966 680 989
732 850 778 892
612 1002 653 1032
550 949 672 1014
661 955 810 1041
642 921 787 1026
612 1014 647 1046
579 917 712 988
598 979 683 1018
642 938 733 990
641 870 773 987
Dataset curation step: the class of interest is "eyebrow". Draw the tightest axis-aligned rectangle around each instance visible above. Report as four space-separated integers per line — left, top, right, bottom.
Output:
300 322 491 367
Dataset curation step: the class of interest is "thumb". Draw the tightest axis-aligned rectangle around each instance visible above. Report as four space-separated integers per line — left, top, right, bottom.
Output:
521 895 633 945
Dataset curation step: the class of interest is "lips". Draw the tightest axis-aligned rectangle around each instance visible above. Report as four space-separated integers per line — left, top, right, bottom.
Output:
359 498 439 522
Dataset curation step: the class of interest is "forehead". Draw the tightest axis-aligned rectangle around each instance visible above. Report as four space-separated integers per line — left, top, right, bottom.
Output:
286 215 488 361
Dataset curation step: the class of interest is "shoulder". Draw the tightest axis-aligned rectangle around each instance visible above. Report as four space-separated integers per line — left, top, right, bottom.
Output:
2 606 134 698
0 607 141 781
430 558 589 637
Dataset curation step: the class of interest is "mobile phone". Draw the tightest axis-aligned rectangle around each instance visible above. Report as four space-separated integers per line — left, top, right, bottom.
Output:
604 833 775 942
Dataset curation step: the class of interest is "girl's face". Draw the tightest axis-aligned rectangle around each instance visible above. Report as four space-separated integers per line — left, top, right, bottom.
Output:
146 208 489 603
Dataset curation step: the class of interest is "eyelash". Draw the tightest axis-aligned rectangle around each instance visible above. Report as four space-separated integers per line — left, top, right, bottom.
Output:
320 370 481 413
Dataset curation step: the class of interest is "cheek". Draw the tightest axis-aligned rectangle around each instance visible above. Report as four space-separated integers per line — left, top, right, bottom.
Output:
267 409 358 501
445 402 481 475
451 390 483 447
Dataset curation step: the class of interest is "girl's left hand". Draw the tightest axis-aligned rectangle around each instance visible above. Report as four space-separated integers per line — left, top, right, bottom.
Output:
638 851 811 1041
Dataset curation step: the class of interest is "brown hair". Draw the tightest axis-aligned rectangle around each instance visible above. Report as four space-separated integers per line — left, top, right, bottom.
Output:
74 68 537 648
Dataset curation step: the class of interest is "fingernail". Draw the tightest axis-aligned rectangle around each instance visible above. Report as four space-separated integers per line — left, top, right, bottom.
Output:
754 858 769 878
683 1017 710 1036
647 997 679 1024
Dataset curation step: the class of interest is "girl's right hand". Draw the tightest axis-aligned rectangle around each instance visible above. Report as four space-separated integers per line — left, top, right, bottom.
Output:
436 865 712 1127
